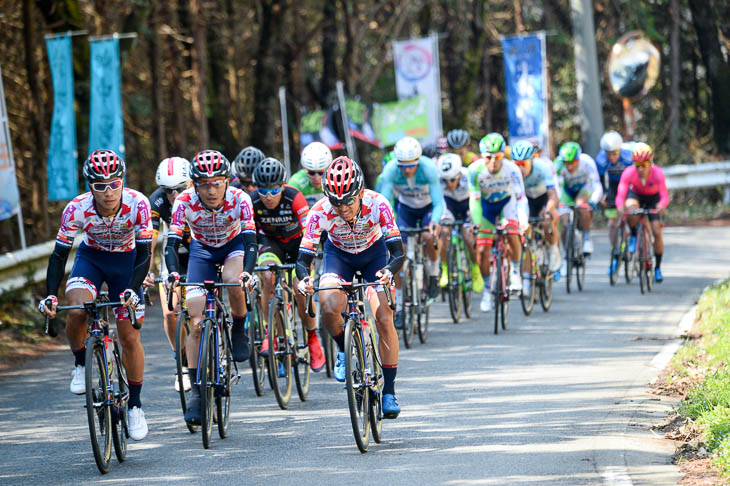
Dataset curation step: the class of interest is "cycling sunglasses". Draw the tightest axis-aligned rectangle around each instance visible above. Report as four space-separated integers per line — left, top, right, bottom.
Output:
484 152 504 160
633 161 651 168
162 184 188 195
194 180 226 189
90 180 123 192
446 176 461 183
397 158 419 169
329 196 357 207
307 171 324 177
258 186 283 197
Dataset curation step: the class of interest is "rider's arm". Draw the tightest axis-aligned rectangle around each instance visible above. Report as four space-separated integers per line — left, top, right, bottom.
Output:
384 238 405 274
291 188 310 231
295 199 326 280
583 155 604 205
128 242 151 290
165 197 186 274
238 191 258 274
129 196 154 289
423 158 444 223
467 165 484 223
46 243 71 296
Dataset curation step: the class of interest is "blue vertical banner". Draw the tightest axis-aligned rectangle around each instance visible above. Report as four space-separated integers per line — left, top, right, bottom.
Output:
88 38 124 157
0 67 22 221
501 32 550 152
45 35 78 201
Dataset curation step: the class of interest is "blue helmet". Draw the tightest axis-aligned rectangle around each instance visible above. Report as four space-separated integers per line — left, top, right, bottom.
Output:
511 140 535 162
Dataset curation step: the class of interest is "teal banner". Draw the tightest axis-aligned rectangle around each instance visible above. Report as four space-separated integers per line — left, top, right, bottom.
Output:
45 35 78 200
88 38 124 158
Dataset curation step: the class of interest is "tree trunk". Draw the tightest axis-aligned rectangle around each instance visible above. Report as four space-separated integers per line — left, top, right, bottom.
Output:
149 3 167 162
319 0 338 105
688 0 730 154
668 0 680 154
189 0 209 147
513 0 525 33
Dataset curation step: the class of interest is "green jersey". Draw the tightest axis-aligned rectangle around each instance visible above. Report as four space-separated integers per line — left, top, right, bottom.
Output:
289 169 324 207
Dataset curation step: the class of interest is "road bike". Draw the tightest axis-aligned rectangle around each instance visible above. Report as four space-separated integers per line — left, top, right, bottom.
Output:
521 216 554 314
489 226 512 334
563 204 589 293
441 220 473 323
241 272 269 397
312 251 335 379
628 208 659 294
306 274 394 453
608 215 632 285
399 227 433 347
45 292 139 474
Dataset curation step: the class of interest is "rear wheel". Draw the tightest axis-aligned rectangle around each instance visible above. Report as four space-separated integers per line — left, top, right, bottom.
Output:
401 263 416 348
492 254 501 335
447 245 462 323
216 325 231 439
175 311 195 433
344 319 370 453
501 261 509 331
267 299 292 410
565 225 574 294
520 242 536 315
248 296 267 396
609 228 620 286
293 305 311 402
575 231 586 292
463 248 473 318
199 320 216 449
110 335 128 464
86 338 112 474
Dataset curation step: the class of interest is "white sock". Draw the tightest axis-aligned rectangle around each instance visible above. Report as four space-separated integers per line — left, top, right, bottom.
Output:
395 287 402 307
583 230 591 239
429 259 440 275
510 260 520 272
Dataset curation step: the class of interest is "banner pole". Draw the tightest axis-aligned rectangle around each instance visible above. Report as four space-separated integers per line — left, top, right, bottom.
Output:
278 86 291 176
336 81 358 162
0 67 27 248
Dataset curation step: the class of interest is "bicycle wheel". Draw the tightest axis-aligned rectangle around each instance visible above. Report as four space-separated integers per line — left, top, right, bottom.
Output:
609 228 620 286
492 253 501 335
267 298 292 410
110 335 128 464
216 323 232 439
366 319 383 443
401 263 416 349
85 338 112 474
175 311 195 433
575 230 586 292
344 318 370 453
320 310 334 379
199 320 216 449
638 223 647 294
293 307 311 402
418 288 430 344
520 242 536 315
623 227 635 284
248 295 267 396
447 245 462 323
540 260 554 312
501 260 509 331
565 223 574 294
462 248 473 318
645 225 655 292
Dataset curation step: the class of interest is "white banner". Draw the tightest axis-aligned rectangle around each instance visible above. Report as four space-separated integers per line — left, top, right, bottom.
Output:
393 34 442 144
0 67 21 222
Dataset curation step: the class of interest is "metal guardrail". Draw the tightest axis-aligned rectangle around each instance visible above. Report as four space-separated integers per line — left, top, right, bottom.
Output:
664 160 730 204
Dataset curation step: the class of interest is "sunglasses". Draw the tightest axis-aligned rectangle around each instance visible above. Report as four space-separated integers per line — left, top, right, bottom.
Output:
258 186 283 197
163 184 188 195
307 171 324 177
90 180 123 192
484 153 504 160
329 196 357 207
446 177 460 183
194 180 226 190
398 162 419 169
633 161 651 167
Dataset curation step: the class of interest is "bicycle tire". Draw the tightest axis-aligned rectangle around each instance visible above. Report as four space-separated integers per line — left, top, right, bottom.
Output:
623 227 635 284
199 319 216 449
85 338 112 474
463 248 473 319
320 310 334 379
492 252 501 335
520 241 536 315
447 245 462 323
401 262 416 349
175 311 195 433
248 295 267 396
501 260 509 331
216 323 232 439
366 318 383 443
418 289 430 344
575 230 586 292
267 298 292 410
609 227 620 286
638 222 647 294
293 305 311 402
344 318 370 453
110 334 128 464
645 224 655 292
540 262 554 312
565 220 574 294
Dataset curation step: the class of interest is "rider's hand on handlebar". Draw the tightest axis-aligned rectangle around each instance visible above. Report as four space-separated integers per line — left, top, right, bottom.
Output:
239 271 257 291
143 272 155 289
297 276 314 296
38 295 58 318
120 289 140 310
167 272 180 289
375 269 394 288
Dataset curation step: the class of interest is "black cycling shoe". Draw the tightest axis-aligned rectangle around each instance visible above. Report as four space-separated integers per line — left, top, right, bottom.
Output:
184 387 202 425
231 331 250 362
428 276 440 299
394 310 404 329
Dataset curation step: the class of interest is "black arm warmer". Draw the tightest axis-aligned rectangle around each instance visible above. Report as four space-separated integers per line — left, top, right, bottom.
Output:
165 237 182 274
243 232 257 274
128 242 151 290
296 252 315 282
46 243 72 296
384 238 405 275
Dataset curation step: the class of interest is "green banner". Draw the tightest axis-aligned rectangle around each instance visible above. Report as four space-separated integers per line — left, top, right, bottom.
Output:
372 95 429 147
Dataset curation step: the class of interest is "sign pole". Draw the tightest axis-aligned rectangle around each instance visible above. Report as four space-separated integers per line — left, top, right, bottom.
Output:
336 81 358 162
278 86 291 175
0 67 27 248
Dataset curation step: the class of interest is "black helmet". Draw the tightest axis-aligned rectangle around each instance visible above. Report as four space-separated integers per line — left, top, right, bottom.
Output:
422 143 439 158
233 146 265 178
253 157 287 187
83 149 126 181
190 149 231 180
447 129 471 149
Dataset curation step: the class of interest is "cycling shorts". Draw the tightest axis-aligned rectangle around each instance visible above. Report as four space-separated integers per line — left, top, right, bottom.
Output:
66 243 145 322
257 234 301 265
187 234 246 298
321 237 387 290
627 190 662 221
561 187 591 206
527 193 548 219
395 201 432 243
443 197 469 222
475 197 518 247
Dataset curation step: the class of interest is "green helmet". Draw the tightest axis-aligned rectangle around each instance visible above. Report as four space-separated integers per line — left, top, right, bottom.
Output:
559 142 581 162
479 133 506 154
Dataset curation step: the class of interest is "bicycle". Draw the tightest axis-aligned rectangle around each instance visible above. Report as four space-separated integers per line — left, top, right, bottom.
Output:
628 208 659 294
305 273 395 453
521 216 554 314
489 226 512 334
172 278 241 449
441 220 474 323
44 291 139 474
241 273 269 397
312 250 335 379
563 204 588 294
608 215 633 285
399 227 433 347
256 262 310 409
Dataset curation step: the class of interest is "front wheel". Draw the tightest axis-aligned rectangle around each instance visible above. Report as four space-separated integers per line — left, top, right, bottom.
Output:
267 299 292 410
366 319 383 443
175 311 195 433
86 338 112 474
447 245 462 323
110 335 128 464
520 243 536 315
565 229 574 294
293 307 311 402
492 254 501 335
199 320 216 449
344 319 370 453
400 263 416 349
216 324 232 439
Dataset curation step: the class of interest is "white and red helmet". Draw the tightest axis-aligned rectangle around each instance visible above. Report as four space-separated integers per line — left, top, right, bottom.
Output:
323 156 364 203
156 157 191 188
190 149 231 180
301 142 332 171
83 149 126 181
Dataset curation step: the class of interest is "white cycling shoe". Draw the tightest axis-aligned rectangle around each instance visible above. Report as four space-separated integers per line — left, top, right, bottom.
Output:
174 370 191 392
70 365 85 395
480 290 493 312
582 238 594 254
128 407 148 441
508 270 522 293
549 245 562 273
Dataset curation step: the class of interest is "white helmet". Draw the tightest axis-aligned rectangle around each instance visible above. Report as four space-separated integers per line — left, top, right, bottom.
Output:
600 131 623 152
300 142 332 171
156 157 191 188
437 153 462 180
394 136 422 164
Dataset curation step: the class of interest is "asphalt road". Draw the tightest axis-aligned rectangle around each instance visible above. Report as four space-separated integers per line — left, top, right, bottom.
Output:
1 226 728 485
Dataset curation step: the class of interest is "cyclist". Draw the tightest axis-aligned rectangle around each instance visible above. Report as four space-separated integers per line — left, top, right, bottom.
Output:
164 149 257 425
249 157 325 371
374 149 396 194
553 142 603 276
143 157 193 391
595 131 633 276
435 153 483 292
379 136 444 323
615 142 669 283
231 145 265 192
469 132 528 312
447 129 480 166
289 141 332 208
296 156 405 418
38 149 151 440
511 140 562 275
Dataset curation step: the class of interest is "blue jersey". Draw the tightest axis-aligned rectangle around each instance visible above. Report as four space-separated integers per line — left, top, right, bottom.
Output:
379 156 444 223
595 148 633 183
523 158 556 199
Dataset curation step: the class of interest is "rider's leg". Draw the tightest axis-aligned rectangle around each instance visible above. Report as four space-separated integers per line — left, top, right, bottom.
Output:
223 255 248 361
369 289 398 388
439 228 450 287
65 288 95 366
320 288 348 351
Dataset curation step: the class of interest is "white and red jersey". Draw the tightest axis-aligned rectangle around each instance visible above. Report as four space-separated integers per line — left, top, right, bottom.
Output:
301 189 401 255
169 186 256 247
56 188 153 252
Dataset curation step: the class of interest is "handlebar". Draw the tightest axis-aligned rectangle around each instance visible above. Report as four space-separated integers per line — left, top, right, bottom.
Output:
44 293 141 335
304 280 395 316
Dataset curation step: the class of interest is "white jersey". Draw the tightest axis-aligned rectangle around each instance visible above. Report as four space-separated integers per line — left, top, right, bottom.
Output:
441 167 470 202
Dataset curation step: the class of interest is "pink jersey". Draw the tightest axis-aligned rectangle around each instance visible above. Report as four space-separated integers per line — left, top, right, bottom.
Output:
56 188 153 252
169 186 255 247
615 165 669 209
301 189 401 255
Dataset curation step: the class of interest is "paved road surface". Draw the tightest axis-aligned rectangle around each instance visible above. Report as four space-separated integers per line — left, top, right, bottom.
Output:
1 226 728 485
